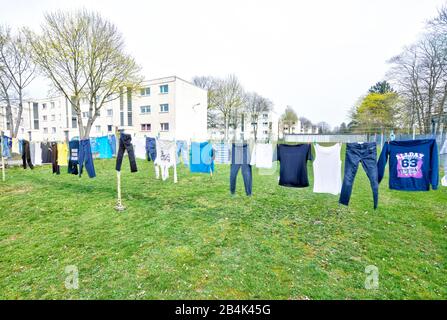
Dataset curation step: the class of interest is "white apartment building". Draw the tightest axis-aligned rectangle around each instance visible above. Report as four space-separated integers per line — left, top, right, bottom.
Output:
0 76 208 142
208 111 280 142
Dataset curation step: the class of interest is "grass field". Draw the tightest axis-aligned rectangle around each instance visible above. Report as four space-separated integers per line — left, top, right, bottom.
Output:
0 149 446 299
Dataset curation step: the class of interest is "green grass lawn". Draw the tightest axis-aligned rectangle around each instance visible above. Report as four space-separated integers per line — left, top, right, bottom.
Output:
0 150 446 299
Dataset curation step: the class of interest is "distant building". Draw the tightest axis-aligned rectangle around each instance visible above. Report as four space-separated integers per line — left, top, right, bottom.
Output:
208 110 279 142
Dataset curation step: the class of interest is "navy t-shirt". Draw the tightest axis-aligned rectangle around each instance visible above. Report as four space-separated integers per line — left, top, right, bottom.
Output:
277 144 313 188
377 139 439 191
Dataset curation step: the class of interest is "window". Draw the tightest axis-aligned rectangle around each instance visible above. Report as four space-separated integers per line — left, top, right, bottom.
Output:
160 104 169 113
43 127 48 134
159 84 168 94
82 112 89 118
263 122 268 126
140 87 151 96
141 123 151 131
263 131 268 135
33 102 39 130
107 125 113 132
81 97 88 104
140 105 151 114
263 113 268 119
160 122 169 131
42 103 47 110
51 114 56 121
43 115 48 121
51 102 55 109
95 125 101 133
127 87 133 126
107 109 113 117
51 127 56 134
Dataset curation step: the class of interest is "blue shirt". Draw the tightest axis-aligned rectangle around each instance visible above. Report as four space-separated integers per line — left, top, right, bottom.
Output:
96 136 113 159
190 142 214 173
378 139 439 191
277 144 313 188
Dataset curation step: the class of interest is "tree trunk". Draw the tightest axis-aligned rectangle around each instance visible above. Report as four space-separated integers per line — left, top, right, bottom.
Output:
13 90 23 138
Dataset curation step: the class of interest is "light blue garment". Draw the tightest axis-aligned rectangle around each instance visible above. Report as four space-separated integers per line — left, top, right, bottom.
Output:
108 135 117 156
214 142 231 164
176 140 189 167
189 141 215 173
96 136 113 159
1 136 11 158
18 139 23 155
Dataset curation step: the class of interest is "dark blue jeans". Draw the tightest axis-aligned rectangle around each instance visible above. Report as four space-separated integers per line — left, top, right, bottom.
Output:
145 137 157 162
230 143 252 196
79 139 96 178
339 143 378 209
116 133 138 172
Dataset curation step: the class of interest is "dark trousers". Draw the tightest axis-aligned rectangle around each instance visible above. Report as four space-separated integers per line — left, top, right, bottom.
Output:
79 139 96 178
51 143 60 174
22 140 34 169
230 164 252 196
339 143 379 209
230 143 252 196
145 137 157 162
116 133 138 172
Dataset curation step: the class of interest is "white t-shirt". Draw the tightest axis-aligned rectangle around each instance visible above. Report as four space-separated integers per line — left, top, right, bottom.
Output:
155 140 176 168
313 143 342 195
34 142 42 165
250 143 273 169
133 137 147 160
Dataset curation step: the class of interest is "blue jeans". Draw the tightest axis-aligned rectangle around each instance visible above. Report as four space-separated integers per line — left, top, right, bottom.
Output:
78 139 96 178
145 137 157 161
230 144 252 196
176 140 189 167
339 143 378 209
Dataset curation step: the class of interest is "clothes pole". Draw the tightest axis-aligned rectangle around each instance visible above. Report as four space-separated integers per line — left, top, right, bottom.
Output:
115 129 125 211
1 131 5 182
115 170 125 211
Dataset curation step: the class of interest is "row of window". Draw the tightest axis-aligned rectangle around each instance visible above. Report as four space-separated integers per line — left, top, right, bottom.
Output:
141 122 169 132
140 84 169 96
140 104 169 114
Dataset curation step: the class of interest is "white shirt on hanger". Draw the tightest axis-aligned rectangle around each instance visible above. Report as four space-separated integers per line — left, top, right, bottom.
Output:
250 143 273 169
133 136 147 160
34 142 42 165
154 140 177 182
313 143 342 195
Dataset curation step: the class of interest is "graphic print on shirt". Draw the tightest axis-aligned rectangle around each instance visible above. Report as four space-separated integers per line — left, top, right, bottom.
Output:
396 152 424 178
160 150 170 162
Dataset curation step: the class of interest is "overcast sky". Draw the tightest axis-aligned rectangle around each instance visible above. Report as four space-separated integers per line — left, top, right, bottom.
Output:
1 0 446 127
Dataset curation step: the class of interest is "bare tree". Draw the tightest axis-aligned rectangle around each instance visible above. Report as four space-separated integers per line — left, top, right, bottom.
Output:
83 11 142 137
388 35 446 133
316 121 331 134
244 92 273 141
0 26 36 137
213 75 245 140
26 10 142 139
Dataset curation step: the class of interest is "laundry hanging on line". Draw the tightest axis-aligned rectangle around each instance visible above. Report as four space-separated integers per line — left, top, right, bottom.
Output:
378 139 439 191
190 141 215 174
154 139 177 182
313 143 342 195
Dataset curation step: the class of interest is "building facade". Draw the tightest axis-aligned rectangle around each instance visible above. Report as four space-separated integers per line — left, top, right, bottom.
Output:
208 111 280 142
0 76 208 142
